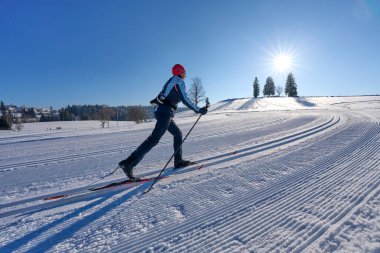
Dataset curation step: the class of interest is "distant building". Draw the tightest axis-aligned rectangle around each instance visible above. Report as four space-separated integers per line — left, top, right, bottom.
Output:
2 104 58 123
10 112 22 119
7 105 17 113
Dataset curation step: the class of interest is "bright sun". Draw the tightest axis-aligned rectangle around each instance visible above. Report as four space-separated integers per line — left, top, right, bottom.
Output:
273 54 293 74
262 42 299 76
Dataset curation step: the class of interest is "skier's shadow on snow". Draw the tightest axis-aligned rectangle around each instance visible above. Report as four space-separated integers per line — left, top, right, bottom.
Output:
0 183 149 253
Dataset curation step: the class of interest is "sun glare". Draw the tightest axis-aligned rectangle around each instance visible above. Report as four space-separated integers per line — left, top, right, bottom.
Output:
273 54 292 73
262 42 300 76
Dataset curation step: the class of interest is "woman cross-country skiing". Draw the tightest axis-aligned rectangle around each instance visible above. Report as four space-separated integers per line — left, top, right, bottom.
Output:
118 64 208 181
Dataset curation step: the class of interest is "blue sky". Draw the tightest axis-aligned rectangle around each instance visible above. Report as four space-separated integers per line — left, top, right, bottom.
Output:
1 0 379 109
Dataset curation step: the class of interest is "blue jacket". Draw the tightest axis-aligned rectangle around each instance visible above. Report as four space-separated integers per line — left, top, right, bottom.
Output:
155 75 200 115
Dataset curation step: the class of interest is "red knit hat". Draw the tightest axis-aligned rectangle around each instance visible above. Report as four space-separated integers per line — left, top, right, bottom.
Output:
172 64 186 76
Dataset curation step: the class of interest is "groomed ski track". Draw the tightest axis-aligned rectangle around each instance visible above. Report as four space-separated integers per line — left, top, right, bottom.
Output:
1 98 380 252
0 115 339 216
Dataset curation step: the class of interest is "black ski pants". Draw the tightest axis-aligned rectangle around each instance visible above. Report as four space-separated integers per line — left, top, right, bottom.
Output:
128 110 183 167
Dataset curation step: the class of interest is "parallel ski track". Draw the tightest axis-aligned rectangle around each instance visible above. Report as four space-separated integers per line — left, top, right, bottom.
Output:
110 121 380 252
193 115 337 165
0 115 343 252
0 117 290 172
315 183 380 252
215 125 380 253
0 115 336 214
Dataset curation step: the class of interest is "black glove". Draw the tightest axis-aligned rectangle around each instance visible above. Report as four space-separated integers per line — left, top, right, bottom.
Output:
198 106 208 115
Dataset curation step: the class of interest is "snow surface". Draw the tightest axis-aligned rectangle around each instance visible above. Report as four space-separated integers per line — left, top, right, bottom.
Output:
1 96 380 252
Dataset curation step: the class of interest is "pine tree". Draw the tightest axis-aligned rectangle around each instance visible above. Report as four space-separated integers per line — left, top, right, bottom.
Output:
0 115 12 130
285 73 298 97
253 77 260 98
0 101 5 113
263 77 275 97
0 101 12 130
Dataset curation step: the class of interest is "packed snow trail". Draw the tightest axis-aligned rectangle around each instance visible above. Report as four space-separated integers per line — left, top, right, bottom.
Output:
0 112 316 200
109 120 380 252
0 116 290 173
0 115 338 217
0 97 379 252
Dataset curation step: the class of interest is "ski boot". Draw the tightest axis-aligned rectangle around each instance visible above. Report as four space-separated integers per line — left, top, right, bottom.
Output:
118 158 140 181
174 159 194 169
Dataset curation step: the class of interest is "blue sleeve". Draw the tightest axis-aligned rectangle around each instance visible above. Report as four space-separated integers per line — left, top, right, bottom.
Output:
176 78 200 113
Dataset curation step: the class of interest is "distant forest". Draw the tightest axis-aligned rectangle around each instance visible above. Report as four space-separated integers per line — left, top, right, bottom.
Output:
57 105 188 122
59 105 147 121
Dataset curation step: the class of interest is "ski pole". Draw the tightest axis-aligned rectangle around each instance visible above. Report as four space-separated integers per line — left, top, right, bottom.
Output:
144 113 203 194
86 165 120 188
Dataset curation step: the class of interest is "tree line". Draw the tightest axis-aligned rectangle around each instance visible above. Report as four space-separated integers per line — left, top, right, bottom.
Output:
59 104 191 127
253 72 298 98
59 105 151 125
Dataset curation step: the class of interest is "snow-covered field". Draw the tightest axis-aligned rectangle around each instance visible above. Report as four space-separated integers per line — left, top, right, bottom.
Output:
1 96 379 252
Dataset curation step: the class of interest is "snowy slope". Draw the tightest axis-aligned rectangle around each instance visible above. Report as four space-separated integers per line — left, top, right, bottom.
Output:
0 96 380 252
